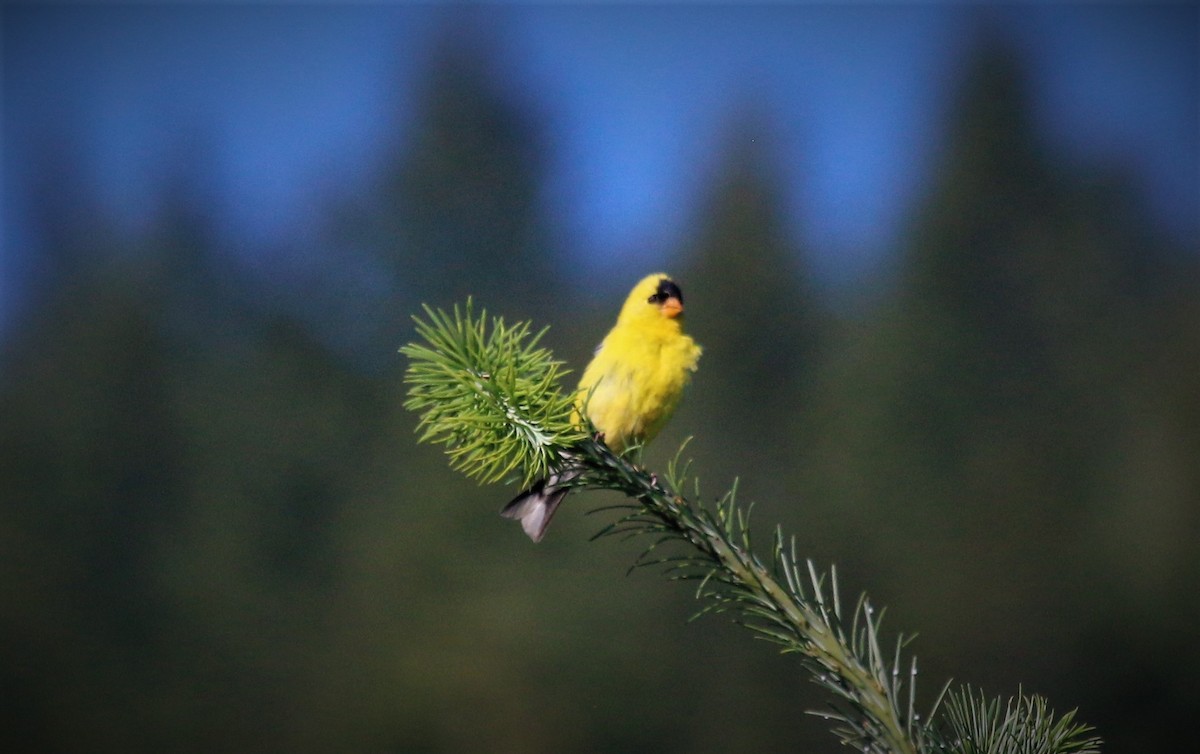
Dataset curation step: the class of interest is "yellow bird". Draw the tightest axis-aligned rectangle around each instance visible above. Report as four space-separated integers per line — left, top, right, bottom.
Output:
502 273 702 541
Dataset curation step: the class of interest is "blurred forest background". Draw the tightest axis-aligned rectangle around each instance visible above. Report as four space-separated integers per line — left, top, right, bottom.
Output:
3 6 1198 754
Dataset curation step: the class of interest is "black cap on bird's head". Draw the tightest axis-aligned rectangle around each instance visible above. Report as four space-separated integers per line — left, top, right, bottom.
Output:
647 277 684 318
619 273 686 323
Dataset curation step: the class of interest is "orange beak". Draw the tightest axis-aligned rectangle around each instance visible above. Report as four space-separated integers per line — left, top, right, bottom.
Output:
660 296 684 318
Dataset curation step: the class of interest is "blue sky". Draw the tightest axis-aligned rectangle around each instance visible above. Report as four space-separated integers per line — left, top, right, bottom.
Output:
3 3 1197 330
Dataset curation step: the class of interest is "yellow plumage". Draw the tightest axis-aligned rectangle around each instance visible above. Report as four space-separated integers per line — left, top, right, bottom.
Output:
575 273 702 452
502 273 702 541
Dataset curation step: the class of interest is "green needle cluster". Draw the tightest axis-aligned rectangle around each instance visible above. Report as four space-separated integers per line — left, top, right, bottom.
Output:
401 300 587 486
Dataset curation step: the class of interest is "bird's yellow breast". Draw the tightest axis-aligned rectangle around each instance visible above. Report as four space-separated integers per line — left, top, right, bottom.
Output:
575 315 701 453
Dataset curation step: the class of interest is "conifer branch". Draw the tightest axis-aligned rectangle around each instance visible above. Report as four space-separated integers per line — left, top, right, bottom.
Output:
401 302 1102 754
401 300 587 486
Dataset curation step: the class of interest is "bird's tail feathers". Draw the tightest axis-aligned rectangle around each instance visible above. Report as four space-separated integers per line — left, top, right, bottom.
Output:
501 471 578 542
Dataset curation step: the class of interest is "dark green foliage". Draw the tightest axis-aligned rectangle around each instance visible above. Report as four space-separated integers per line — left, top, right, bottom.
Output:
932 687 1101 754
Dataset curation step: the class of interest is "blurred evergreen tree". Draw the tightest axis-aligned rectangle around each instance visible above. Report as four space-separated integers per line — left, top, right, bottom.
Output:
678 112 825 504
0 136 404 751
396 41 553 307
1 223 184 750
799 31 1196 753
324 28 559 365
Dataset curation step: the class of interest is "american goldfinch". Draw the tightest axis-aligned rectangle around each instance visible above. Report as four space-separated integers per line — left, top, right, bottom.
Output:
501 273 702 541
